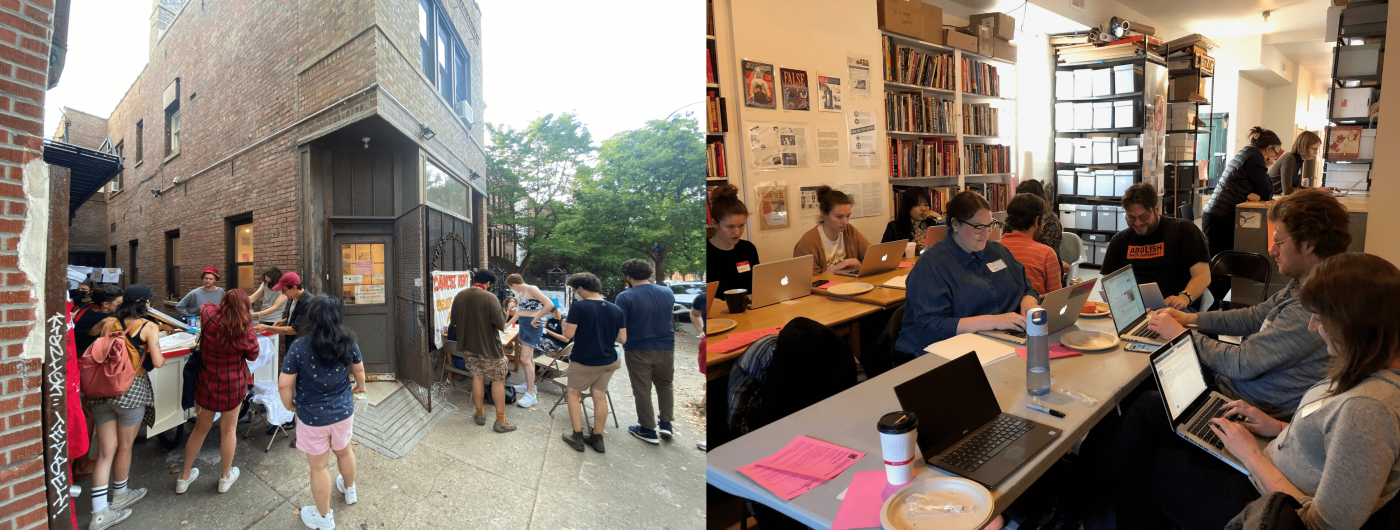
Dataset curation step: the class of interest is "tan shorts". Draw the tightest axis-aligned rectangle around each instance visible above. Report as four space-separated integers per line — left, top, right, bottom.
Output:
463 354 508 382
567 359 621 393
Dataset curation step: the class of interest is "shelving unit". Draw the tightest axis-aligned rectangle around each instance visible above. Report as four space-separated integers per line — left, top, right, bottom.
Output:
1322 0 1384 191
1162 45 1215 221
881 29 1017 214
705 0 729 188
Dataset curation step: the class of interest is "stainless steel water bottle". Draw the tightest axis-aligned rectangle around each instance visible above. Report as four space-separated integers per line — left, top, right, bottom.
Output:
1026 307 1051 396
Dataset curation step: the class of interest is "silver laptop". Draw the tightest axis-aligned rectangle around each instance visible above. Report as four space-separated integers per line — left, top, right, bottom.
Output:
1331 179 1364 197
1138 282 1168 311
1148 332 1268 475
977 279 1098 345
833 239 906 277
1100 265 1170 346
750 255 813 309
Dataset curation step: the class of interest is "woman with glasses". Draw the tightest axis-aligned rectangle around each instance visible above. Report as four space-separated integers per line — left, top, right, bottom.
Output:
1269 130 1335 196
894 191 1038 360
1203 126 1282 305
793 185 872 275
882 186 941 254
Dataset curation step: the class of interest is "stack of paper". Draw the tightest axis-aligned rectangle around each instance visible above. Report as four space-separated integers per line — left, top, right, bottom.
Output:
737 436 867 501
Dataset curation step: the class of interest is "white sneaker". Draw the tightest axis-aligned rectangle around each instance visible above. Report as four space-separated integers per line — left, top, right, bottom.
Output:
512 382 527 393
109 487 146 510
300 506 335 529
218 467 240 493
336 474 357 505
175 468 199 494
89 507 131 530
516 392 538 408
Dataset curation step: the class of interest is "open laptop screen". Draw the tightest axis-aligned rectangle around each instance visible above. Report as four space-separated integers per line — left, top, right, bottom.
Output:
893 353 1004 457
1102 266 1145 333
1154 338 1208 421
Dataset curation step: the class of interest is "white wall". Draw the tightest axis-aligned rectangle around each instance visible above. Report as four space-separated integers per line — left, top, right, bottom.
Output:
1366 4 1400 264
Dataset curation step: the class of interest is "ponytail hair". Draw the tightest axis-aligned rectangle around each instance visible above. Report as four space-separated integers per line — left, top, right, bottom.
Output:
1248 126 1282 151
815 185 853 218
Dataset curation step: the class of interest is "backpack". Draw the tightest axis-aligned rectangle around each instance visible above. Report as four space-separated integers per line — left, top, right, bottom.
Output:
79 319 148 398
483 383 518 405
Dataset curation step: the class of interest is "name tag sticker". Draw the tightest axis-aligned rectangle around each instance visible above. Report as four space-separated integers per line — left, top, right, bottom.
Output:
987 259 1008 273
737 261 751 273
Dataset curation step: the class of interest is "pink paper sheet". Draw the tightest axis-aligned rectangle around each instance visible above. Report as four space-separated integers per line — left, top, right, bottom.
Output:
899 261 914 268
815 281 840 289
832 470 906 530
736 436 866 501
1015 343 1082 361
708 326 783 353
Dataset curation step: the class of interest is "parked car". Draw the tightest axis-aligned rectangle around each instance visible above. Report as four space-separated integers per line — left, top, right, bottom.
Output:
667 281 705 321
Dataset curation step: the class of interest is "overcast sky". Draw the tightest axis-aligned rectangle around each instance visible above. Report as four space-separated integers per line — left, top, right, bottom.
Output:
45 0 702 146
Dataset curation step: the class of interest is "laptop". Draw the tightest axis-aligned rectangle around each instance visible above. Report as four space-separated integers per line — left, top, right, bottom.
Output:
1138 282 1168 311
749 255 813 309
1100 265 1170 346
1331 179 1364 197
1147 332 1268 475
833 239 906 277
976 279 1098 345
893 352 1061 488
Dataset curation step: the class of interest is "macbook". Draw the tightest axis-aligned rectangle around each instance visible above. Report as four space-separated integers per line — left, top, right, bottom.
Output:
749 255 813 309
1100 265 1170 346
1147 332 1268 475
894 352 1061 488
1138 282 1168 311
976 279 1098 345
1332 179 1364 197
833 239 906 278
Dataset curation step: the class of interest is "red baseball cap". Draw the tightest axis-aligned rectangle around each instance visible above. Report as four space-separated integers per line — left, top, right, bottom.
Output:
202 266 220 280
271 272 301 291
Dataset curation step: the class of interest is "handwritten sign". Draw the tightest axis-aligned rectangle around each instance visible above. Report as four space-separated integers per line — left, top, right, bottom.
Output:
354 284 385 305
431 271 472 349
354 260 373 275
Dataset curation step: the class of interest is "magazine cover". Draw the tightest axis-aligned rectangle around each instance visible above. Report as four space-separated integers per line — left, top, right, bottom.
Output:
1327 126 1362 159
743 60 777 109
817 73 842 112
780 67 809 111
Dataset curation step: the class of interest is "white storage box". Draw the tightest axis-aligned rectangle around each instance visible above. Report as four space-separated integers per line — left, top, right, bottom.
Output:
1117 207 1127 231
1326 163 1371 189
1092 138 1114 164
1073 69 1093 98
1076 205 1096 230
1093 102 1114 130
1360 129 1377 159
1055 71 1074 99
1114 64 1141 94
1114 100 1136 128
1077 171 1095 197
1117 146 1140 163
1074 103 1094 130
1074 138 1093 165
1057 170 1076 196
1097 205 1118 232
1332 87 1376 119
1095 170 1115 197
1114 171 1134 197
1094 243 1109 266
1092 68 1113 97
1059 204 1077 229
1055 102 1074 131
1055 138 1074 163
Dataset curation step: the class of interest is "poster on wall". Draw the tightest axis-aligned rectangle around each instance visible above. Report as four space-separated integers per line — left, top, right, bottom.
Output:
798 185 824 219
430 270 473 349
838 182 884 219
778 126 809 167
754 182 790 230
743 60 777 109
780 68 810 111
816 128 841 166
817 74 843 112
847 53 872 99
354 285 386 305
747 124 783 169
847 107 878 168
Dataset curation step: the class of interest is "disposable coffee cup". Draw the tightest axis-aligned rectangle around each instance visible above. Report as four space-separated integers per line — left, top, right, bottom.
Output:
724 289 748 314
878 411 919 485
905 241 916 259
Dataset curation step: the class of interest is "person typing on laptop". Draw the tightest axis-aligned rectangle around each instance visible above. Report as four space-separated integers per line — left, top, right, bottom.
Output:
1100 183 1211 311
1087 253 1400 530
1147 189 1350 417
894 191 1038 360
792 186 871 275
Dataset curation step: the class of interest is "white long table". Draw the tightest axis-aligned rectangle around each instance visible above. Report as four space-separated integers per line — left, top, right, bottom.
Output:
705 295 1155 527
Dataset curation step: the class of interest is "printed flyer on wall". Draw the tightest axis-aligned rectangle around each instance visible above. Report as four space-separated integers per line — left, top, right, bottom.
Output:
743 60 777 109
817 73 842 112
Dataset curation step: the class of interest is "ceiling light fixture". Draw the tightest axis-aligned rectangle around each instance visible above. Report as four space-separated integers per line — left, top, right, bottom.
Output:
1262 11 1273 33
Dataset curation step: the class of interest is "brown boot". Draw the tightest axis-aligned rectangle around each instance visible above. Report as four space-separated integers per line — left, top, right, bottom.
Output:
585 432 606 454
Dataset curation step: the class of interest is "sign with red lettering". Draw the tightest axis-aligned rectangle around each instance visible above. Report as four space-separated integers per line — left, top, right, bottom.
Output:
1126 243 1164 260
431 270 472 349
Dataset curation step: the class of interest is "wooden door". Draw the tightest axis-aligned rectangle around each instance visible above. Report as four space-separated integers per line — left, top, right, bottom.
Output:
334 235 395 373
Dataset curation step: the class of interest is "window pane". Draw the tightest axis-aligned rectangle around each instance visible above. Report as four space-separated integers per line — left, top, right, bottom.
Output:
419 0 433 80
455 49 468 105
171 237 180 266
438 20 451 101
342 243 386 305
425 161 468 219
238 265 254 292
234 223 253 263
171 111 180 152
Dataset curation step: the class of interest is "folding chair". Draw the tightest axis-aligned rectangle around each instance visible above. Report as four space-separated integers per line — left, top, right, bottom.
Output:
1209 250 1272 310
545 344 619 429
242 384 296 452
437 340 473 390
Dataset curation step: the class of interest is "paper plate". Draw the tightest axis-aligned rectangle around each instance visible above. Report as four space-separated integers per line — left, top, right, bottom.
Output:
828 282 874 296
1060 330 1120 352
706 318 737 336
1080 301 1111 318
880 476 994 530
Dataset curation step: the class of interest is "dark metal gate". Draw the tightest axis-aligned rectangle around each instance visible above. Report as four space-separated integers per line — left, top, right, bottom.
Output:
394 205 432 411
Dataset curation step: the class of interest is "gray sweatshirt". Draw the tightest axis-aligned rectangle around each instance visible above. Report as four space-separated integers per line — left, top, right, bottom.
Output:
1191 279 1331 415
177 287 225 317
1265 371 1400 529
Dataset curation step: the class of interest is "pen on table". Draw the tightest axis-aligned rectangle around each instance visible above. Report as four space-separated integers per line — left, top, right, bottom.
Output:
1026 404 1066 418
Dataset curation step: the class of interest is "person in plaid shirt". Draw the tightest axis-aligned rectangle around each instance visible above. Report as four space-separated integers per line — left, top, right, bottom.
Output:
175 290 261 496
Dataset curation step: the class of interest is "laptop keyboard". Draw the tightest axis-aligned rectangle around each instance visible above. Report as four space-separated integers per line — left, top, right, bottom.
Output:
1133 323 1164 341
940 416 1033 472
1185 395 1228 451
999 330 1027 339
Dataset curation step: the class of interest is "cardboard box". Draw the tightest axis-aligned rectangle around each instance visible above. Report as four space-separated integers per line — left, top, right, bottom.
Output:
944 28 978 53
1169 75 1206 101
1073 68 1093 97
921 3 943 45
993 39 1016 62
877 0 923 39
1055 102 1074 131
1055 138 1074 163
966 24 994 56
1337 44 1383 77
970 12 1016 40
1332 87 1377 118
1059 203 1077 229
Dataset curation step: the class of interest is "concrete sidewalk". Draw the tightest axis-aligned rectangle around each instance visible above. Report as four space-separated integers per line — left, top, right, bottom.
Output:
72 324 708 529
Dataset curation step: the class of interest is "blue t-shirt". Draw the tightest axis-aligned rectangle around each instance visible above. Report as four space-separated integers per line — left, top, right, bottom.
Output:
280 337 362 426
615 283 676 352
564 299 625 366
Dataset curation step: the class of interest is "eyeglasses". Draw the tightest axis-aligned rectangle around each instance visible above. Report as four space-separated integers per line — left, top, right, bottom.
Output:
1125 210 1156 224
1273 235 1294 247
958 219 1003 235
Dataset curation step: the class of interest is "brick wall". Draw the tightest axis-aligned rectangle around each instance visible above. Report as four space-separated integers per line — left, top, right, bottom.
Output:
68 193 105 254
51 107 107 149
0 0 56 527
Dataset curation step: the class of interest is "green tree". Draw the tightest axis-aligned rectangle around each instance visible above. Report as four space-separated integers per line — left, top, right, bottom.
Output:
553 115 705 284
484 113 595 276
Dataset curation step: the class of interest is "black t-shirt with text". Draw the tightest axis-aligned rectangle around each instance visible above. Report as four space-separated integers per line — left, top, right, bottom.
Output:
1101 216 1210 302
708 239 760 300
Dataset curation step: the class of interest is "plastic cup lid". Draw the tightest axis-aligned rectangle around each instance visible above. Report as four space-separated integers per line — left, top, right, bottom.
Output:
878 411 918 434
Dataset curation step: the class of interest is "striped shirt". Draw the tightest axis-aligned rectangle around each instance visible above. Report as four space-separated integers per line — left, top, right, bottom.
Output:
999 232 1062 296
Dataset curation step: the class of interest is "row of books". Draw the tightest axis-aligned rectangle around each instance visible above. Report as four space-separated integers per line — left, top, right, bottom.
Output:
962 59 1000 96
964 143 1011 175
885 92 954 134
706 48 716 84
707 91 728 133
882 36 957 90
962 103 999 137
706 141 728 179
965 182 1010 212
891 185 956 217
889 138 959 178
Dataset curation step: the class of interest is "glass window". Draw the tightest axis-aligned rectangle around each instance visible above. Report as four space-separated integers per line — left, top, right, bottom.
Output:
438 16 452 101
231 221 253 290
419 0 433 81
135 120 143 163
166 231 180 300
455 46 468 107
424 160 469 219
341 243 386 305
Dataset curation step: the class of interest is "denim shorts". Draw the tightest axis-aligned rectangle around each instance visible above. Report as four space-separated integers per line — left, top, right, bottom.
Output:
90 401 144 427
518 320 543 348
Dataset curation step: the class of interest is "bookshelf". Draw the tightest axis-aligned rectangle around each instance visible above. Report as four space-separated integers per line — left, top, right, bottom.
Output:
881 30 1018 215
1321 1 1384 192
705 0 730 188
1162 41 1216 222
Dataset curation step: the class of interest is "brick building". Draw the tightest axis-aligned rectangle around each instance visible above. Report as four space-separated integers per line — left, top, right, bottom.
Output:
66 0 489 381
51 107 108 267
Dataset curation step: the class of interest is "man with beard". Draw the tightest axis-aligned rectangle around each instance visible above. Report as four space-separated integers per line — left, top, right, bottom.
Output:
1100 183 1211 311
